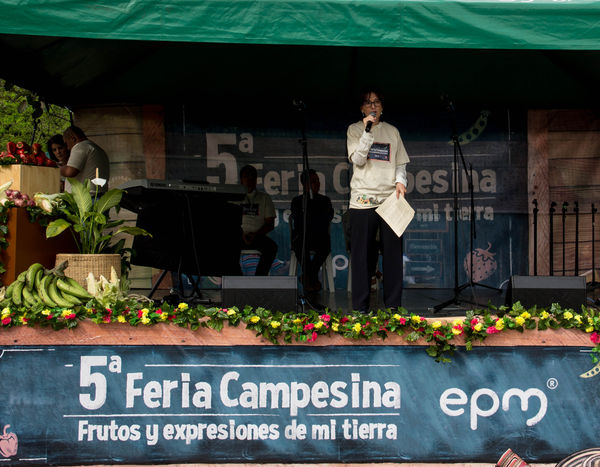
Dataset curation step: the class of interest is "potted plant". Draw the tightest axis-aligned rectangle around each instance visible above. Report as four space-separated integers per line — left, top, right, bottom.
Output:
39 178 150 286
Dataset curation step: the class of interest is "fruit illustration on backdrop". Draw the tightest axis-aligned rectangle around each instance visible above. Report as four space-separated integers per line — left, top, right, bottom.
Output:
464 242 497 282
0 425 18 458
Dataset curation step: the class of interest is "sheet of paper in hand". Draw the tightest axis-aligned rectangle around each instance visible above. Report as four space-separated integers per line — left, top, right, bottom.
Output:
375 192 415 237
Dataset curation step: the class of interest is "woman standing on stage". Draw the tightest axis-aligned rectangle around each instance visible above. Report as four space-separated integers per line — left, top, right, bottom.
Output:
346 88 410 313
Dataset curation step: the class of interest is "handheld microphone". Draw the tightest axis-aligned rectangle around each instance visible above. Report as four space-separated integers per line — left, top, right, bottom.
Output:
365 111 376 133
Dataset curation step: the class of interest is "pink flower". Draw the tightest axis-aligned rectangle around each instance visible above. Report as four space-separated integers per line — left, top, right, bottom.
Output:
156 309 163 314
46 314 53 320
65 313 76 320
486 326 500 334
399 317 407 325
1 317 11 325
103 316 111 323
304 323 314 331
591 332 600 345
471 318 478 326
307 331 318 342
137 309 144 318
320 314 331 323
105 308 112 315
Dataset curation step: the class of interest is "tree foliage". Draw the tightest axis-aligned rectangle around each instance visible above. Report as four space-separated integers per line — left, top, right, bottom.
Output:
0 79 71 150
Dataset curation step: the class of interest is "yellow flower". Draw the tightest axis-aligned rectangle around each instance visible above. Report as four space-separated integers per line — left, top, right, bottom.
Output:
393 313 402 321
1 307 10 318
574 314 582 324
141 308 149 316
117 315 126 323
520 311 531 319
515 316 525 326
178 302 189 310
540 311 550 320
160 312 168 321
474 323 483 332
411 315 421 323
353 323 362 332
226 309 236 316
250 316 260 323
588 317 594 325
451 327 462 335
564 311 573 320
270 321 281 328
495 319 505 331
332 323 339 332
61 309 74 318
452 318 463 327
586 326 594 333
293 318 302 325
432 321 442 329
19 315 28 324
42 309 51 316
315 321 324 329
141 316 150 325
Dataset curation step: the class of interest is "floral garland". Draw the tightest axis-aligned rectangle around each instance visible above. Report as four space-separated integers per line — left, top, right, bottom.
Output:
1 298 599 363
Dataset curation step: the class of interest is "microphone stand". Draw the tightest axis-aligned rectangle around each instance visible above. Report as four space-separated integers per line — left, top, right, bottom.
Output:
532 199 538 275
293 99 324 312
588 203 599 291
549 202 556 275
433 103 500 314
562 201 569 275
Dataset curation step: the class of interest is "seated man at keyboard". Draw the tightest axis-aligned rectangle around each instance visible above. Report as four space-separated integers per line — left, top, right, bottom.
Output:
239 165 277 275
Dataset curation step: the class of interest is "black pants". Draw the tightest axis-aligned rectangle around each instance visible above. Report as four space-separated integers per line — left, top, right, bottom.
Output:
350 208 403 312
242 234 278 276
292 241 330 286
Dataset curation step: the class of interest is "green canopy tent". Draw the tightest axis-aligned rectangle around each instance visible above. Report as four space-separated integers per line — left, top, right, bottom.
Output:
0 0 599 108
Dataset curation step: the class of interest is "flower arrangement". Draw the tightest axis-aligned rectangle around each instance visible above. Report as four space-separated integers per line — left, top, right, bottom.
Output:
0 294 598 364
0 141 57 166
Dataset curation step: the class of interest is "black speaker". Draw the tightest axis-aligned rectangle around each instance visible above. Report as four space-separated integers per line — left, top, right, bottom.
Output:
507 275 587 310
222 276 297 312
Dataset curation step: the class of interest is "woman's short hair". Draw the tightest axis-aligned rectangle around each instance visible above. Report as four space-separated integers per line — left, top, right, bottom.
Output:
46 134 66 161
358 87 384 107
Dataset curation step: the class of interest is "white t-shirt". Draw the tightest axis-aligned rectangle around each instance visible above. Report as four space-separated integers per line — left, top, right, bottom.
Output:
239 190 276 234
65 139 110 192
347 120 410 209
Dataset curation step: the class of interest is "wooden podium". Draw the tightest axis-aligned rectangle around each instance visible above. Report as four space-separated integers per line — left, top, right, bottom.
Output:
1 208 77 285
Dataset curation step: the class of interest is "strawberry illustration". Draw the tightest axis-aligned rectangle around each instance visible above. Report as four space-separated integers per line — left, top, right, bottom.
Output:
464 242 497 282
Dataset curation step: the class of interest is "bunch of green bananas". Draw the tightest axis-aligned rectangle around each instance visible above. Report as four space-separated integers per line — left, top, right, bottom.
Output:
3 263 93 308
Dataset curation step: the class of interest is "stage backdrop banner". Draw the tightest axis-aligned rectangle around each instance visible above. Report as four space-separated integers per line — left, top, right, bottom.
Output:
164 106 529 289
0 344 599 464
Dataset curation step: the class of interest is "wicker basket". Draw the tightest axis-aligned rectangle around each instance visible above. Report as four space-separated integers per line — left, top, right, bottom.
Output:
55 253 121 288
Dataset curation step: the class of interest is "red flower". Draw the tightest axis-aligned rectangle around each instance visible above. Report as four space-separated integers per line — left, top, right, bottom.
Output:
46 314 53 320
340 316 350 324
103 316 111 323
304 323 315 331
320 314 331 323
433 330 444 340
307 331 318 342
66 313 76 320
399 317 406 325
417 327 425 333
1 317 11 325
137 309 144 318
486 326 500 334
591 332 600 345
156 308 163 314
379 325 387 331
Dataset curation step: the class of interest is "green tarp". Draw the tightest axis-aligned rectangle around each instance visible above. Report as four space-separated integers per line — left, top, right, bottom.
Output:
0 0 599 50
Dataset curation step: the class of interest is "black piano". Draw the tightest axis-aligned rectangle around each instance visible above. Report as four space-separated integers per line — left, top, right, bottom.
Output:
119 179 246 278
